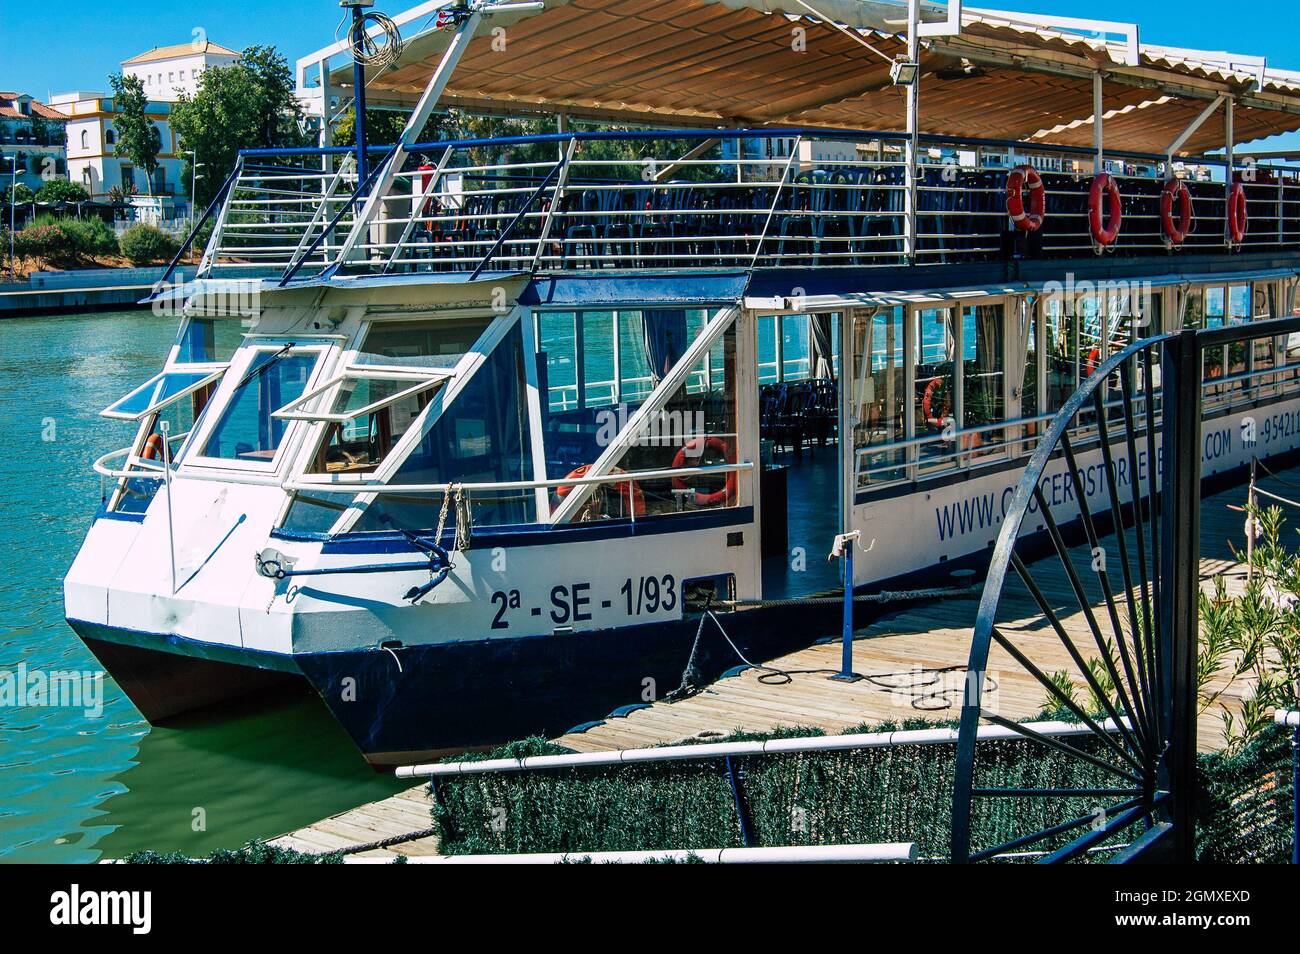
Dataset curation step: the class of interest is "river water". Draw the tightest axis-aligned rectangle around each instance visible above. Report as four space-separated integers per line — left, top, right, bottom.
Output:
0 310 405 863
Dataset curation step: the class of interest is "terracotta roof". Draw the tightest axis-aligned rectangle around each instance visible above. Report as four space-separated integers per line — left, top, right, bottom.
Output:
122 41 239 65
0 93 70 121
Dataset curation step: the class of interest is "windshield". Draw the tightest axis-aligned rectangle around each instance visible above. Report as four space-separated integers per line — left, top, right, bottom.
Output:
198 349 319 463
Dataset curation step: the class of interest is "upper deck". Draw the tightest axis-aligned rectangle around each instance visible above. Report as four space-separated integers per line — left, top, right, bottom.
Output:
176 0 1300 293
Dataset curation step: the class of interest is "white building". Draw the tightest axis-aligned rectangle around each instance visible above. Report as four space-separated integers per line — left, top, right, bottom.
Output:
121 41 239 103
49 41 237 216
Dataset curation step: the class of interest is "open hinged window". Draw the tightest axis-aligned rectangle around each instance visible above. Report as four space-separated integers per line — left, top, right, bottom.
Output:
100 369 225 421
276 370 451 474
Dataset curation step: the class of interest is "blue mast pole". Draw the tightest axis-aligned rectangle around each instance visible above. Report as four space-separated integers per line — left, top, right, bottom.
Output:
347 1 370 182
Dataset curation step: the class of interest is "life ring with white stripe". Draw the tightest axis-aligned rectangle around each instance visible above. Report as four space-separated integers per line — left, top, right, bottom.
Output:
1005 165 1046 232
1089 173 1123 247
556 464 645 517
1160 179 1193 246
1227 182 1249 244
141 433 165 461
671 437 736 507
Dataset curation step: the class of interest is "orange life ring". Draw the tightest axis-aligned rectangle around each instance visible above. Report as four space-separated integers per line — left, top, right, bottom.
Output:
922 377 952 431
1227 182 1248 244
671 437 736 507
556 465 645 517
1005 165 1046 232
141 433 165 461
1160 179 1193 245
1088 173 1123 247
1085 347 1102 378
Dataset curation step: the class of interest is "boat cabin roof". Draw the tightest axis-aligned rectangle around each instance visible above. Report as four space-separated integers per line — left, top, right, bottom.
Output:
304 0 1300 155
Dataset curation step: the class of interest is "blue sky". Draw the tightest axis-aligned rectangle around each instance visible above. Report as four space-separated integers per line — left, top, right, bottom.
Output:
2 0 1297 147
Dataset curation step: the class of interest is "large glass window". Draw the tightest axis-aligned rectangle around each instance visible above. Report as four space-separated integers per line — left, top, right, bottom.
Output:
356 316 491 370
781 314 811 381
177 317 244 364
757 314 779 384
538 308 711 481
963 303 1005 459
351 326 535 531
198 348 319 463
914 306 956 471
853 307 905 486
558 323 739 522
1253 283 1276 393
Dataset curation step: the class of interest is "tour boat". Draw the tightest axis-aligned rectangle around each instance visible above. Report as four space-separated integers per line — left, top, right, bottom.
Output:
65 0 1300 764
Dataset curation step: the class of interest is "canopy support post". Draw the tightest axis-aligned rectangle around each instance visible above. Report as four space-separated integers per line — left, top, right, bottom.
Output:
1225 97 1236 246
904 0 920 263
1093 71 1104 172
1165 93 1227 170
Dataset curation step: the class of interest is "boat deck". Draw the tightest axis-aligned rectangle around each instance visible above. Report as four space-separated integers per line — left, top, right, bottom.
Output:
272 463 1282 859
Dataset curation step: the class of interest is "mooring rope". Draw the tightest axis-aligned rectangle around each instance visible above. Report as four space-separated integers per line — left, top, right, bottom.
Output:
667 586 987 706
712 585 983 610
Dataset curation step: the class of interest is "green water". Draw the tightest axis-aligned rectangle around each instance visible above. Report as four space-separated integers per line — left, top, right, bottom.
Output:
0 310 406 863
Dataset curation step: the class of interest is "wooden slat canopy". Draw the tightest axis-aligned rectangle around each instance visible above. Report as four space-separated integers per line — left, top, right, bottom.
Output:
325 0 1300 154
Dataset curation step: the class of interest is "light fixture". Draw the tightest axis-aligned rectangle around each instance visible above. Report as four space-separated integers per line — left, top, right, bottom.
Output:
890 59 920 86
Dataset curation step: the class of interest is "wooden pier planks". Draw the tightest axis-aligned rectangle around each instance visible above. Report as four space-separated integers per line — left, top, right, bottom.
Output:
272 466 1280 857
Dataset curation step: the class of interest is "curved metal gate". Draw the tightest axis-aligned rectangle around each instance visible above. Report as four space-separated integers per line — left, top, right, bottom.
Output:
952 315 1300 863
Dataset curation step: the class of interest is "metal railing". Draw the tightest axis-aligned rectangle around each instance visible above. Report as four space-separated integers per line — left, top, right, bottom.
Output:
170 128 1300 285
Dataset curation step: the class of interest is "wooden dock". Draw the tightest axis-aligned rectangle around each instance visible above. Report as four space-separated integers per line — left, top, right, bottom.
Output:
273 467 1279 860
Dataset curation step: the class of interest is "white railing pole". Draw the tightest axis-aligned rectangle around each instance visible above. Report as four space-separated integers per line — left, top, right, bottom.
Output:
347 843 917 864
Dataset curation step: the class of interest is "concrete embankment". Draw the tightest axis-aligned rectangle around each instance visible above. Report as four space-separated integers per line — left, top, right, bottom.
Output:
0 266 195 316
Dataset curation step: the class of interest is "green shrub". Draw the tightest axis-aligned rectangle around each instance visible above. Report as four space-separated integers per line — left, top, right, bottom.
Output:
119 223 178 265
13 216 117 266
60 217 118 258
120 840 343 864
13 223 79 267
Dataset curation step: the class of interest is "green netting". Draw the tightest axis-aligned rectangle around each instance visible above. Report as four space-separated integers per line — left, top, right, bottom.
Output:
1196 724 1296 864
430 720 1128 860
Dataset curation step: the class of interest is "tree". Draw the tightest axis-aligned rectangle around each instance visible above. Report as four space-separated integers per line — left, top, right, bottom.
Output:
35 178 91 205
109 72 162 196
171 45 310 207
333 107 415 150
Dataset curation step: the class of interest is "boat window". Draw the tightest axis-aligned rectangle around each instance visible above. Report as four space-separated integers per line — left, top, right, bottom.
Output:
537 308 711 481
197 348 320 463
1044 296 1078 414
914 307 957 471
560 322 739 522
1202 286 1228 397
355 316 491 370
757 315 779 384
853 307 905 487
1015 298 1039 437
1253 283 1276 392
1228 284 1250 380
781 314 811 381
350 325 535 531
962 303 1006 461
177 317 243 364
100 369 225 421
